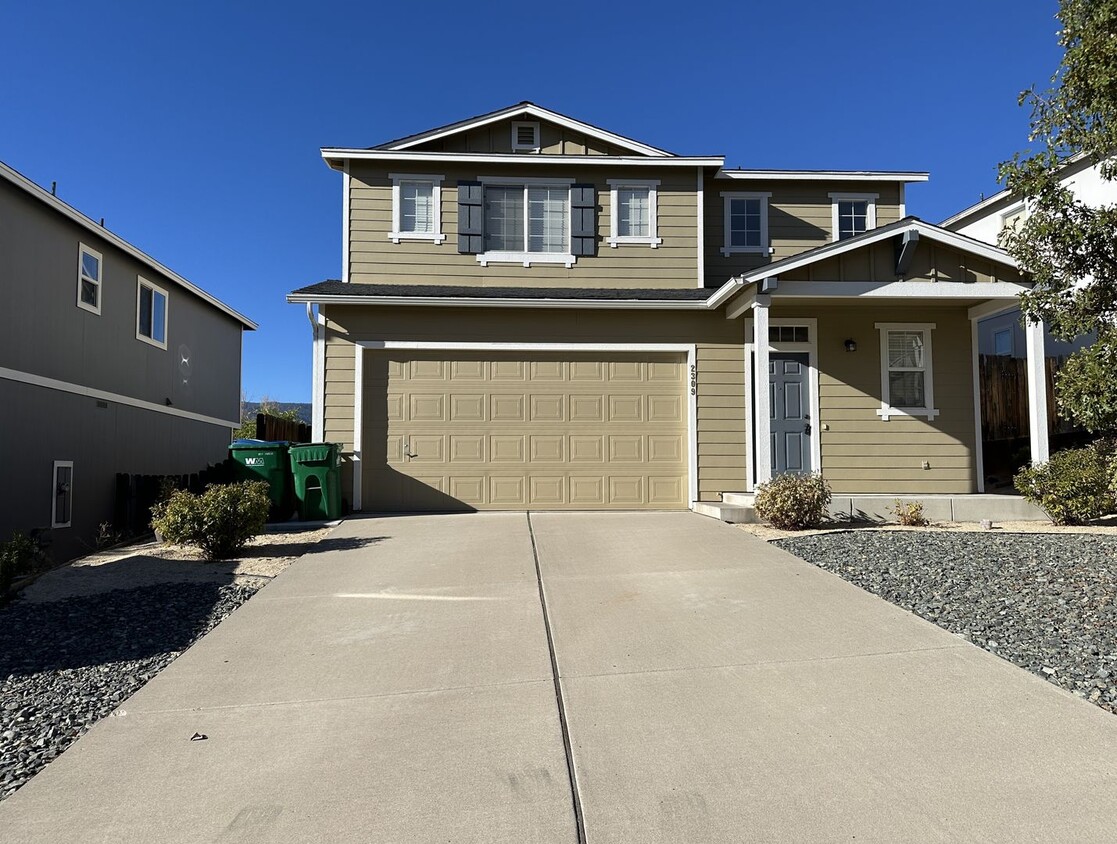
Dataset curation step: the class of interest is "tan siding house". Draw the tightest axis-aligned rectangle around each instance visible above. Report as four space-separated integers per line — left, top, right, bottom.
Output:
289 102 1045 520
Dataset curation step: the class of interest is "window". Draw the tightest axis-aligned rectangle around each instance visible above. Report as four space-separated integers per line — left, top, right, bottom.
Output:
607 180 661 247
993 328 1013 356
1000 203 1027 234
136 277 168 348
389 174 445 244
511 121 540 152
52 461 73 529
829 193 878 241
77 243 102 314
769 325 809 343
721 192 770 256
476 180 575 267
876 323 938 420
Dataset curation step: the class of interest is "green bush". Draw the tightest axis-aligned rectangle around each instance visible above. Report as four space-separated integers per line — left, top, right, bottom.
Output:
890 499 929 527
754 473 832 530
151 481 271 560
1014 442 1117 525
0 532 42 594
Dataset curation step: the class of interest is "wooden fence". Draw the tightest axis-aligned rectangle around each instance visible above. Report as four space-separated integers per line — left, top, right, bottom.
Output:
113 460 236 536
256 413 311 444
979 354 1078 441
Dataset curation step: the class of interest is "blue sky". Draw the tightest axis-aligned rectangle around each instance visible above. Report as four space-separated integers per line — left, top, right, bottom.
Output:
2 1 1063 402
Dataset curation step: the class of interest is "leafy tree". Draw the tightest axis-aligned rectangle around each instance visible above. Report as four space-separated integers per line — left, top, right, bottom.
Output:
999 0 1117 431
232 393 301 441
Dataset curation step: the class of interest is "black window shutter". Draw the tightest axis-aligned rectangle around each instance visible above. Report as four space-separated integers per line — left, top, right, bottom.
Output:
570 184 596 257
457 181 483 253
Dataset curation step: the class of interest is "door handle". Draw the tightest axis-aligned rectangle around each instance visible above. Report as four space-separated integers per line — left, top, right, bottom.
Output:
404 437 418 460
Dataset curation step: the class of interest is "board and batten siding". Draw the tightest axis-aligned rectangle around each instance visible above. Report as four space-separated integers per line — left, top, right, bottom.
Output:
404 118 632 156
348 163 700 289
319 305 748 507
703 180 905 287
778 240 1023 285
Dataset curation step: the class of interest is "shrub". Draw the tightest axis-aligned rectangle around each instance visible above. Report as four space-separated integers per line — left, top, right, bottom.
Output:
151 481 271 560
890 499 929 527
0 532 43 594
1014 442 1117 525
754 472 832 530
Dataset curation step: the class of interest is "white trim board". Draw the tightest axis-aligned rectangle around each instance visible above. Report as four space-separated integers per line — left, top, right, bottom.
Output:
354 340 699 508
720 170 929 182
322 149 723 169
288 293 711 310
0 366 239 428
352 343 364 511
773 280 1028 299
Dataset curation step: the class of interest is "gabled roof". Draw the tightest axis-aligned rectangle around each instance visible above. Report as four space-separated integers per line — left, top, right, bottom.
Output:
368 101 674 158
0 160 256 329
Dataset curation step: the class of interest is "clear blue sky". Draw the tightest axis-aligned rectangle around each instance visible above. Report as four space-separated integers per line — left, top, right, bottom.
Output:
2 1 1063 402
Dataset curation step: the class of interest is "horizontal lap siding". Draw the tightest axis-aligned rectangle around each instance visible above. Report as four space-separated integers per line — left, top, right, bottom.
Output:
349 163 699 288
696 344 746 500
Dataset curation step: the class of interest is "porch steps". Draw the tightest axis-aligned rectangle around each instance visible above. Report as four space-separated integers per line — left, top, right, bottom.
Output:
693 493 1046 525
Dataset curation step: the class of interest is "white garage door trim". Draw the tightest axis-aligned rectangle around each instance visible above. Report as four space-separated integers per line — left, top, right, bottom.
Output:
353 340 698 511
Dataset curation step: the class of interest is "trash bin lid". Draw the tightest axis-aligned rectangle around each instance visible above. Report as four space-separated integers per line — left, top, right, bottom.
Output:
290 444 336 463
231 439 290 449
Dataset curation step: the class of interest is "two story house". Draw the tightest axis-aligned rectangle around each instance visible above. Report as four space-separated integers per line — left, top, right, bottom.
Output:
288 103 1045 520
0 161 256 560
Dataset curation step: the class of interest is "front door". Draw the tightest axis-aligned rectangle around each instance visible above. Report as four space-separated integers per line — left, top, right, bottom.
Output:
770 353 811 474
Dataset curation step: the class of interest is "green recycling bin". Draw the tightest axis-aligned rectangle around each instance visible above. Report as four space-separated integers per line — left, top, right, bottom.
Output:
289 443 342 521
229 440 294 521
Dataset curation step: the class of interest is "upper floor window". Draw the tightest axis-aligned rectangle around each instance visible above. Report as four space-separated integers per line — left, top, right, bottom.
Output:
511 121 541 152
721 192 770 257
77 243 102 314
1000 202 1027 234
475 180 575 266
607 180 661 247
876 322 939 421
830 193 877 240
136 277 168 349
389 174 445 244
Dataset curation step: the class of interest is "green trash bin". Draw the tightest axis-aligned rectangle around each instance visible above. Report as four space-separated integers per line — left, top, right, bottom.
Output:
289 443 342 521
229 439 294 521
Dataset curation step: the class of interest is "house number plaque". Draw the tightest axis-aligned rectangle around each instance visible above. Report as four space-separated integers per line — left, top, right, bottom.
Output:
690 364 697 396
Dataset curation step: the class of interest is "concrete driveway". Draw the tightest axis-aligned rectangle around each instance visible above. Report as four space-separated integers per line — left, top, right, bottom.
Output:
3 512 1117 842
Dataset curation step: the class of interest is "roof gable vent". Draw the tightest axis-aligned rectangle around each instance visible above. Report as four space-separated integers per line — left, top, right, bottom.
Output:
512 121 540 152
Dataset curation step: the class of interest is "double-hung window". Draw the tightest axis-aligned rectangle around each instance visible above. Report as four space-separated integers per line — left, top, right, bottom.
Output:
477 180 574 267
607 180 661 247
721 192 770 256
876 323 938 420
389 174 445 244
136 277 168 348
77 243 102 314
830 192 877 240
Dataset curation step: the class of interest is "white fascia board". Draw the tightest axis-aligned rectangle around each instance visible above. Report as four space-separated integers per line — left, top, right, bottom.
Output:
704 276 748 308
940 188 1012 228
738 221 1018 283
776 280 1029 299
0 161 257 330
381 103 673 157
321 149 724 169
286 293 710 310
719 170 929 182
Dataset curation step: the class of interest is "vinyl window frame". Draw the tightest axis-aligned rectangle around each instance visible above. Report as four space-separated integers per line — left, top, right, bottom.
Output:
606 179 661 248
829 192 878 241
389 173 446 244
875 322 939 421
51 460 74 529
721 192 770 257
77 243 103 315
475 176 576 268
136 276 169 349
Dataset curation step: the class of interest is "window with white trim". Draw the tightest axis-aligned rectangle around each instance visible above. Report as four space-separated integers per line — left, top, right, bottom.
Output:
721 192 770 256
607 180 661 247
136 277 168 348
876 322 938 420
389 174 445 244
1000 203 1027 234
52 460 73 529
477 181 574 267
830 192 877 240
77 244 102 314
511 121 540 152
993 328 1013 356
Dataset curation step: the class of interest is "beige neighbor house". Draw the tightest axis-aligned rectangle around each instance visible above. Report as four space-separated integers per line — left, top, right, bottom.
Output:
287 103 1049 521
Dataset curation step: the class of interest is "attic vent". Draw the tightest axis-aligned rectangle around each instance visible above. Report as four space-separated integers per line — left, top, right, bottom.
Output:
512 121 540 152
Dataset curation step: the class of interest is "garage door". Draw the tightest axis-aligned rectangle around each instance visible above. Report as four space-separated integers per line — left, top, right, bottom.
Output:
362 350 688 510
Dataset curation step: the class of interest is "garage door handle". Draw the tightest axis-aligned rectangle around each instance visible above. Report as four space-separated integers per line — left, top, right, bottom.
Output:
404 438 418 460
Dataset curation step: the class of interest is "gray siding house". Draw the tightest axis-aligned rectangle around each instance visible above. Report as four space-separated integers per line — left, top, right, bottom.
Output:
0 161 256 560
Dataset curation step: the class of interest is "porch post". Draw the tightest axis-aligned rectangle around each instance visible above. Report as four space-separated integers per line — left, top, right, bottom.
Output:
1024 318 1050 464
753 295 772 484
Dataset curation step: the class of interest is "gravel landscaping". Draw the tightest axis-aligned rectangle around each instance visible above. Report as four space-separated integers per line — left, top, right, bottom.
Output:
774 531 1117 714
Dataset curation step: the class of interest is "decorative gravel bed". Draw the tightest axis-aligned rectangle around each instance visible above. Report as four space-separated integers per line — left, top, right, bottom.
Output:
0 580 262 801
774 531 1117 714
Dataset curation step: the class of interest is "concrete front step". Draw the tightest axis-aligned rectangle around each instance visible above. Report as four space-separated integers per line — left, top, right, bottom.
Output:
695 493 1047 525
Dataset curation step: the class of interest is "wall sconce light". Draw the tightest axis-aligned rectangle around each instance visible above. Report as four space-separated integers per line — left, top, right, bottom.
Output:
844 339 857 353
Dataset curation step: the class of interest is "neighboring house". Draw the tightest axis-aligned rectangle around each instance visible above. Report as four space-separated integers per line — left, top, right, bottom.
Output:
0 161 256 560
287 102 1043 519
942 155 1114 358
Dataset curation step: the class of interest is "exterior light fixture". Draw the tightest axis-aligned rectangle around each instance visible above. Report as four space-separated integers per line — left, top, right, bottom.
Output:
844 339 857 352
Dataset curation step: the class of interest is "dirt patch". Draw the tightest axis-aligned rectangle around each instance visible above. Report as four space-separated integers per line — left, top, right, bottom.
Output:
19 525 335 604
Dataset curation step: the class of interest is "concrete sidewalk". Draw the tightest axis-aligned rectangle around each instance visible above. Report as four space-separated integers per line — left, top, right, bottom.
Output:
3 511 1117 842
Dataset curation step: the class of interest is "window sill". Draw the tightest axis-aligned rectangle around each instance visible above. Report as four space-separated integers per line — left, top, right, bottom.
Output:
721 246 772 257
877 406 940 422
136 332 168 350
608 236 662 248
476 251 576 268
388 232 447 245
77 299 101 315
